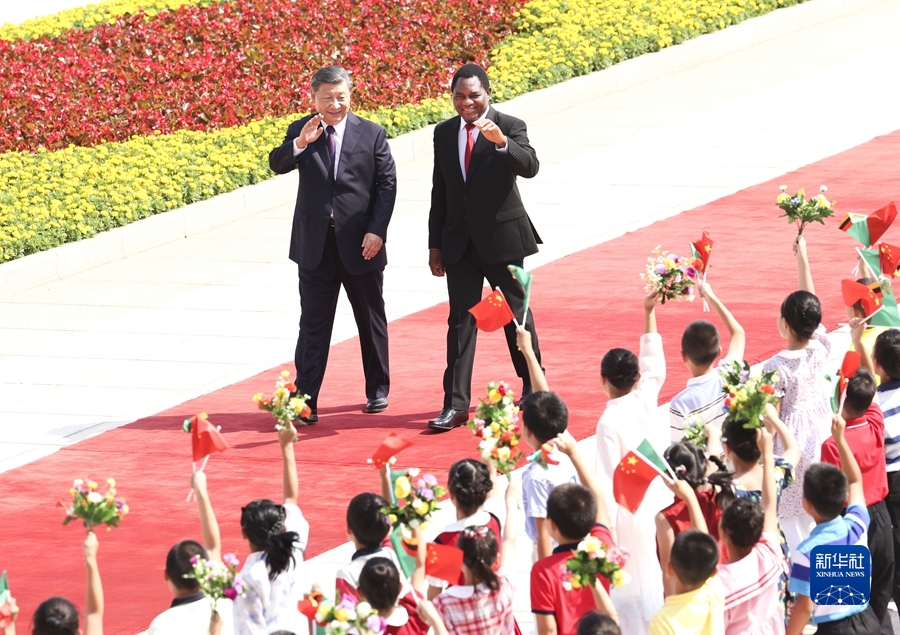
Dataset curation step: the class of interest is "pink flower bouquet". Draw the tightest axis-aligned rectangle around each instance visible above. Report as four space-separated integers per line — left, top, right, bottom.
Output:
186 553 245 610
641 246 699 304
60 478 128 532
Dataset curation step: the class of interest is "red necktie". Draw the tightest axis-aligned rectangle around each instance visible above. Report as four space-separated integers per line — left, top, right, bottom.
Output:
464 123 475 177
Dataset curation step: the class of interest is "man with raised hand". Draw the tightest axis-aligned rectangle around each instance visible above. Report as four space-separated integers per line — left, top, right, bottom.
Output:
427 63 543 432
269 65 396 423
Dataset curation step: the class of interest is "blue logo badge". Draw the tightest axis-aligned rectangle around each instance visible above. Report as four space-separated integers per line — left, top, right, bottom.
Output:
809 545 871 606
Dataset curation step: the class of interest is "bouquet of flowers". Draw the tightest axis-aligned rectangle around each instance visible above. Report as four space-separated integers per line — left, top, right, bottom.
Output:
641 246 698 304
719 360 778 429
680 415 708 452
185 553 245 610
776 185 834 236
252 370 312 430
563 534 631 591
381 468 446 529
467 381 523 474
313 595 386 635
61 478 129 532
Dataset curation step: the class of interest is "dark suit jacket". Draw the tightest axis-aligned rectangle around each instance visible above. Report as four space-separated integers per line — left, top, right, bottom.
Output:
428 107 541 266
269 112 397 275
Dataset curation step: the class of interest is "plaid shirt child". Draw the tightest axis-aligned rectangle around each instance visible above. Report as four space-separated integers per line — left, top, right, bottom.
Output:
432 570 515 635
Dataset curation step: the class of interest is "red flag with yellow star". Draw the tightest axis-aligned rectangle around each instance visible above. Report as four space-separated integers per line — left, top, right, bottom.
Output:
468 289 515 332
184 413 229 462
613 439 668 513
689 231 713 273
868 202 897 246
880 242 900 277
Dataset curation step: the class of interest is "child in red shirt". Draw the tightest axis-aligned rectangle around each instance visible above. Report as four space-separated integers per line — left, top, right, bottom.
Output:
531 432 617 635
820 367 894 633
357 557 429 635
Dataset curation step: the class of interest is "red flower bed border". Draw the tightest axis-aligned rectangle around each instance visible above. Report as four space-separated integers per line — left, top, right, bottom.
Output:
0 0 520 154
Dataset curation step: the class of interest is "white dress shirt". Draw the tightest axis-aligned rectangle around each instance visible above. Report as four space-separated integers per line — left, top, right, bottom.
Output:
293 115 347 176
457 110 507 181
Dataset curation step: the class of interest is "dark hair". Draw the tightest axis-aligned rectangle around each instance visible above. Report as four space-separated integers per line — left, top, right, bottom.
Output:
720 498 764 549
346 493 390 547
780 290 821 341
547 483 596 541
721 419 760 463
664 442 735 510
601 348 639 392
521 391 568 443
311 65 352 93
803 463 848 519
448 459 493 515
33 598 79 635
670 529 719 586
576 611 621 635
451 63 490 92
844 368 876 418
682 320 720 367
241 499 299 580
166 540 207 591
270 632 297 635
457 526 499 591
358 557 401 611
852 277 878 318
875 329 900 382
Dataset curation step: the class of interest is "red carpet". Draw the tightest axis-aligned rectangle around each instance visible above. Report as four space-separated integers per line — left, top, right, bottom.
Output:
4 130 900 633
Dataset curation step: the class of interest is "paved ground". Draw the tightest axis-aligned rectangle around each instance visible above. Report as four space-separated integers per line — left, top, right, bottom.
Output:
2 0 900 632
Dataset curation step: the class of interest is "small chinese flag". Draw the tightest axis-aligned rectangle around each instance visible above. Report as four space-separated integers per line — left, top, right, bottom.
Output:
841 279 882 317
297 590 325 620
469 290 515 332
613 439 668 513
369 433 413 469
832 350 862 414
689 231 714 272
424 543 465 584
868 202 897 246
0 571 11 629
184 413 229 462
880 243 900 277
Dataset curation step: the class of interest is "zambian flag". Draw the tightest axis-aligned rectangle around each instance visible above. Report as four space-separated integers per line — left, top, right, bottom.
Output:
613 439 669 513
841 212 871 247
508 264 533 320
870 279 900 328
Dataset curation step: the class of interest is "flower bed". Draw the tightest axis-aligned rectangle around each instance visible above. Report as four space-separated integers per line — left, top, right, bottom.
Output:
0 0 218 42
0 0 518 154
1 0 811 262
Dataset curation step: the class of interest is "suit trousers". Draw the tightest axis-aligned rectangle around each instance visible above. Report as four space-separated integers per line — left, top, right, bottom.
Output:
295 226 389 410
442 242 541 410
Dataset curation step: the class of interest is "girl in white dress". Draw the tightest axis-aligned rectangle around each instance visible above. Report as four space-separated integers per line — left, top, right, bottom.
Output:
762 236 831 551
595 293 671 635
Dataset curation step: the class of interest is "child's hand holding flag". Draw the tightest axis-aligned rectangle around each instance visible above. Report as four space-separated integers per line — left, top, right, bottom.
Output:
0 571 16 630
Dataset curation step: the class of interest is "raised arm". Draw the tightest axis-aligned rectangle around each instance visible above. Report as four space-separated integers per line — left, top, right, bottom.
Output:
699 282 745 360
378 462 393 503
590 580 619 624
411 526 428 597
831 415 864 507
83 532 104 635
493 116 539 179
1 596 17 635
191 471 222 562
555 431 612 530
850 317 875 374
280 422 299 506
794 235 814 295
644 292 660 335
758 428 778 535
516 327 548 392
500 476 519 569
763 403 800 468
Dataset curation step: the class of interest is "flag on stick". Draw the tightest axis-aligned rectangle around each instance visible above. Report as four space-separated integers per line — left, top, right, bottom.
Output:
868 202 897 246
397 538 464 584
613 439 669 513
840 212 872 247
508 265 533 324
368 433 413 469
881 243 900 277
870 279 900 328
0 571 11 629
469 289 515 332
689 231 714 273
831 350 861 414
184 413 229 462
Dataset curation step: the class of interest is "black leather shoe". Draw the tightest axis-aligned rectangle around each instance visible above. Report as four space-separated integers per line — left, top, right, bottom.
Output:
427 408 469 431
300 410 318 424
365 398 388 413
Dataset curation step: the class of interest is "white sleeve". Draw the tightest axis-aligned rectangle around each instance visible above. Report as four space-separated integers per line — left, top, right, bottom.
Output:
284 503 310 555
595 420 623 527
636 333 666 406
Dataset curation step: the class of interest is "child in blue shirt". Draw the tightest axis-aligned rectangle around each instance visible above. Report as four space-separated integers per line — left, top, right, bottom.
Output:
786 415 877 635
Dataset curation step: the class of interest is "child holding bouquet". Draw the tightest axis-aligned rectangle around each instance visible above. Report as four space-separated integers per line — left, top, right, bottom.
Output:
762 236 832 550
594 293 670 635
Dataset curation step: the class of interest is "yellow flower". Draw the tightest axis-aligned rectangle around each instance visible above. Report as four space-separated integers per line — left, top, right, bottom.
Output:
413 499 430 516
334 608 349 622
106 478 116 488
776 193 788 203
488 389 502 403
571 577 583 589
389 514 398 524
394 476 411 499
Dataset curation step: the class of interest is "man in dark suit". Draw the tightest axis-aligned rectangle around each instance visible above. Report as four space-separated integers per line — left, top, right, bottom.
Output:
269 65 396 422
427 63 543 431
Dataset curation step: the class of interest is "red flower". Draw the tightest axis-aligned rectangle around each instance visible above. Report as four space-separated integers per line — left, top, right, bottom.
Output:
761 384 775 395
285 383 297 393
